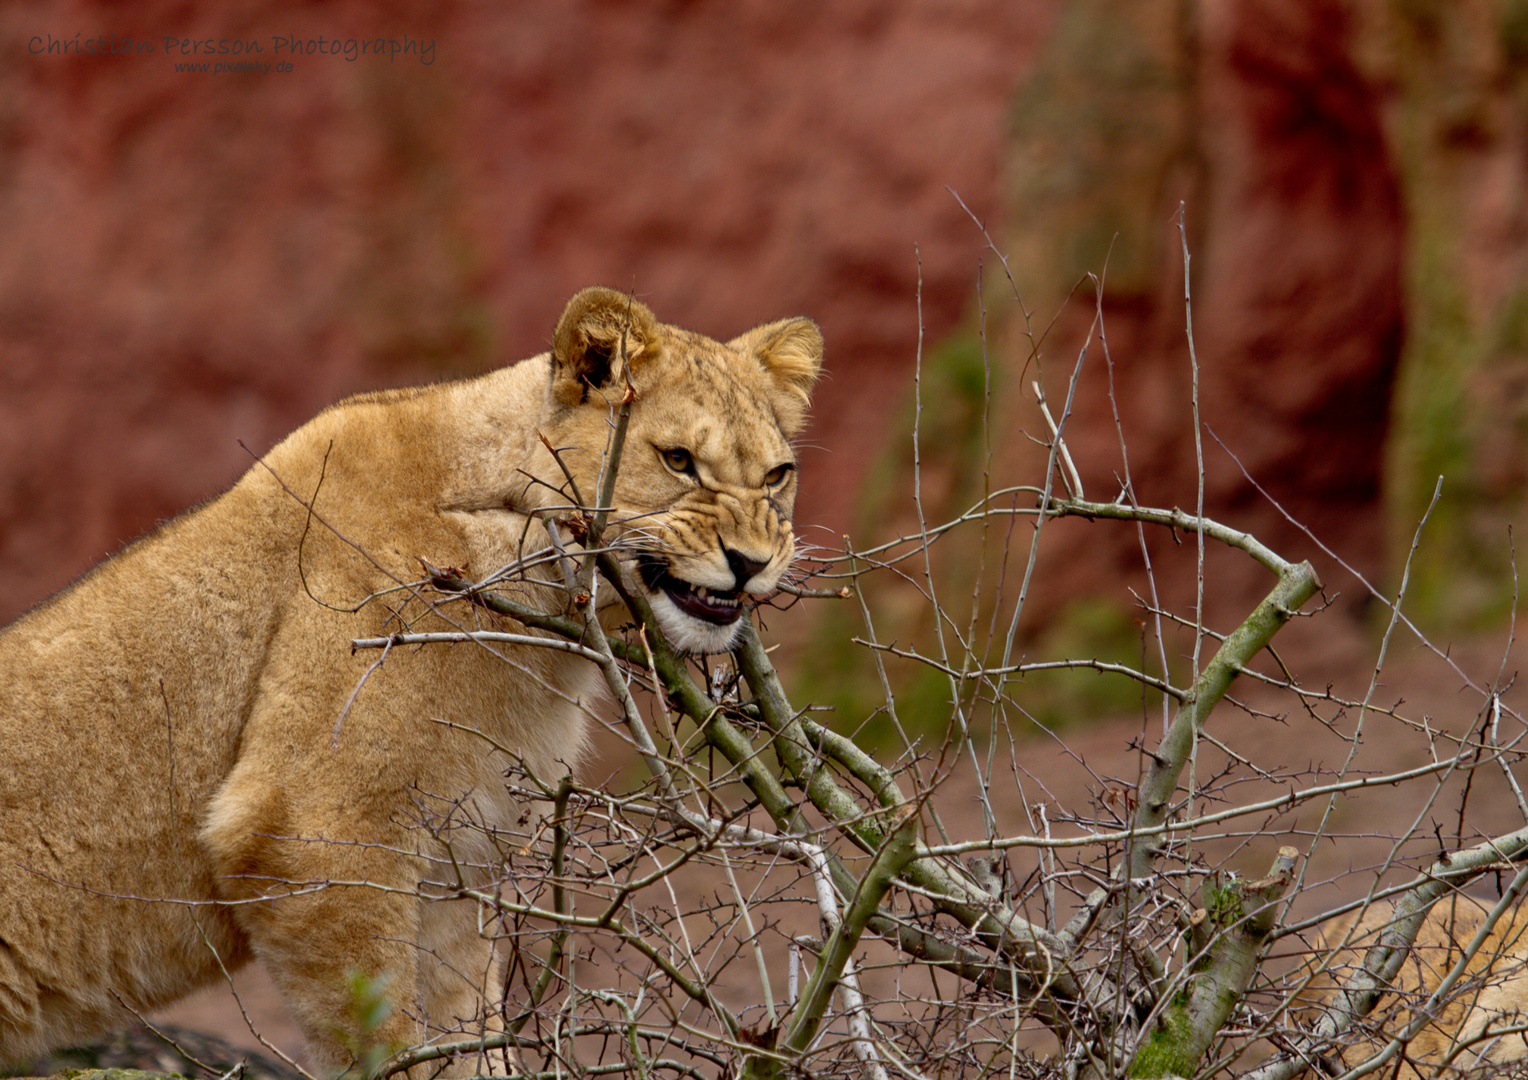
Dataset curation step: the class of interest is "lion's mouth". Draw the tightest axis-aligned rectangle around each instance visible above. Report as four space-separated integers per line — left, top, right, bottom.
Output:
637 558 745 627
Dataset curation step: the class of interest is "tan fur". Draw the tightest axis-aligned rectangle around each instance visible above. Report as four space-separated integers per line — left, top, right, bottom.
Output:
1298 897 1528 1076
0 288 821 1072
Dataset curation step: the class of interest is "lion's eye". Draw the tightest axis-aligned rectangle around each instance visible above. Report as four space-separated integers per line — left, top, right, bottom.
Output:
763 463 794 488
661 448 695 476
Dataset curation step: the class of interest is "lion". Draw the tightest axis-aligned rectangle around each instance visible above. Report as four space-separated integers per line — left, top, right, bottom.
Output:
0 287 822 1073
1296 895 1528 1077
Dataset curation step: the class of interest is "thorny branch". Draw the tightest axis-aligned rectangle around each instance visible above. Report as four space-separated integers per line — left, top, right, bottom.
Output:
325 264 1528 1080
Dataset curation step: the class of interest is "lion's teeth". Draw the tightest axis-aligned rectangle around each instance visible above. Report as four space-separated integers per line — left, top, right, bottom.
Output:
678 583 742 608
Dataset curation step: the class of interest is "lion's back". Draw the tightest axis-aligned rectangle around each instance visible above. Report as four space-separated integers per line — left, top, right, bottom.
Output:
0 473 300 1056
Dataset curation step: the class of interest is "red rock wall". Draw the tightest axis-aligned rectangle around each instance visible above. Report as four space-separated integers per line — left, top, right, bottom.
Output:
0 0 1057 622
7 0 1513 635
1000 0 1404 621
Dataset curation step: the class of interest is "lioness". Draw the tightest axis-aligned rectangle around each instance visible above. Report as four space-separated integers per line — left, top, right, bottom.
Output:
1298 896 1528 1077
0 287 821 1072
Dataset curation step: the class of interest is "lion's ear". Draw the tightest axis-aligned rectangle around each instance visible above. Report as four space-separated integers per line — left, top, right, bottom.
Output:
551 288 662 406
729 317 823 422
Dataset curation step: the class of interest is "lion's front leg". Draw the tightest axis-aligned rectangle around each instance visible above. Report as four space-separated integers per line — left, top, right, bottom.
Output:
202 775 442 1075
232 889 505 1078
247 887 427 1076
250 893 506 1078
414 897 513 1076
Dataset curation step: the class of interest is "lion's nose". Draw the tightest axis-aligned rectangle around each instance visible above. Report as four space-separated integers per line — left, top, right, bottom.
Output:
724 548 770 592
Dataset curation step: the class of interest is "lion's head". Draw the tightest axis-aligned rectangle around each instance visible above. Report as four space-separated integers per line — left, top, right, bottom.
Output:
536 287 822 653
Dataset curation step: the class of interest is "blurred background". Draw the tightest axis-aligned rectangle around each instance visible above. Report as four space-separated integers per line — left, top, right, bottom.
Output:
3 0 1527 674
